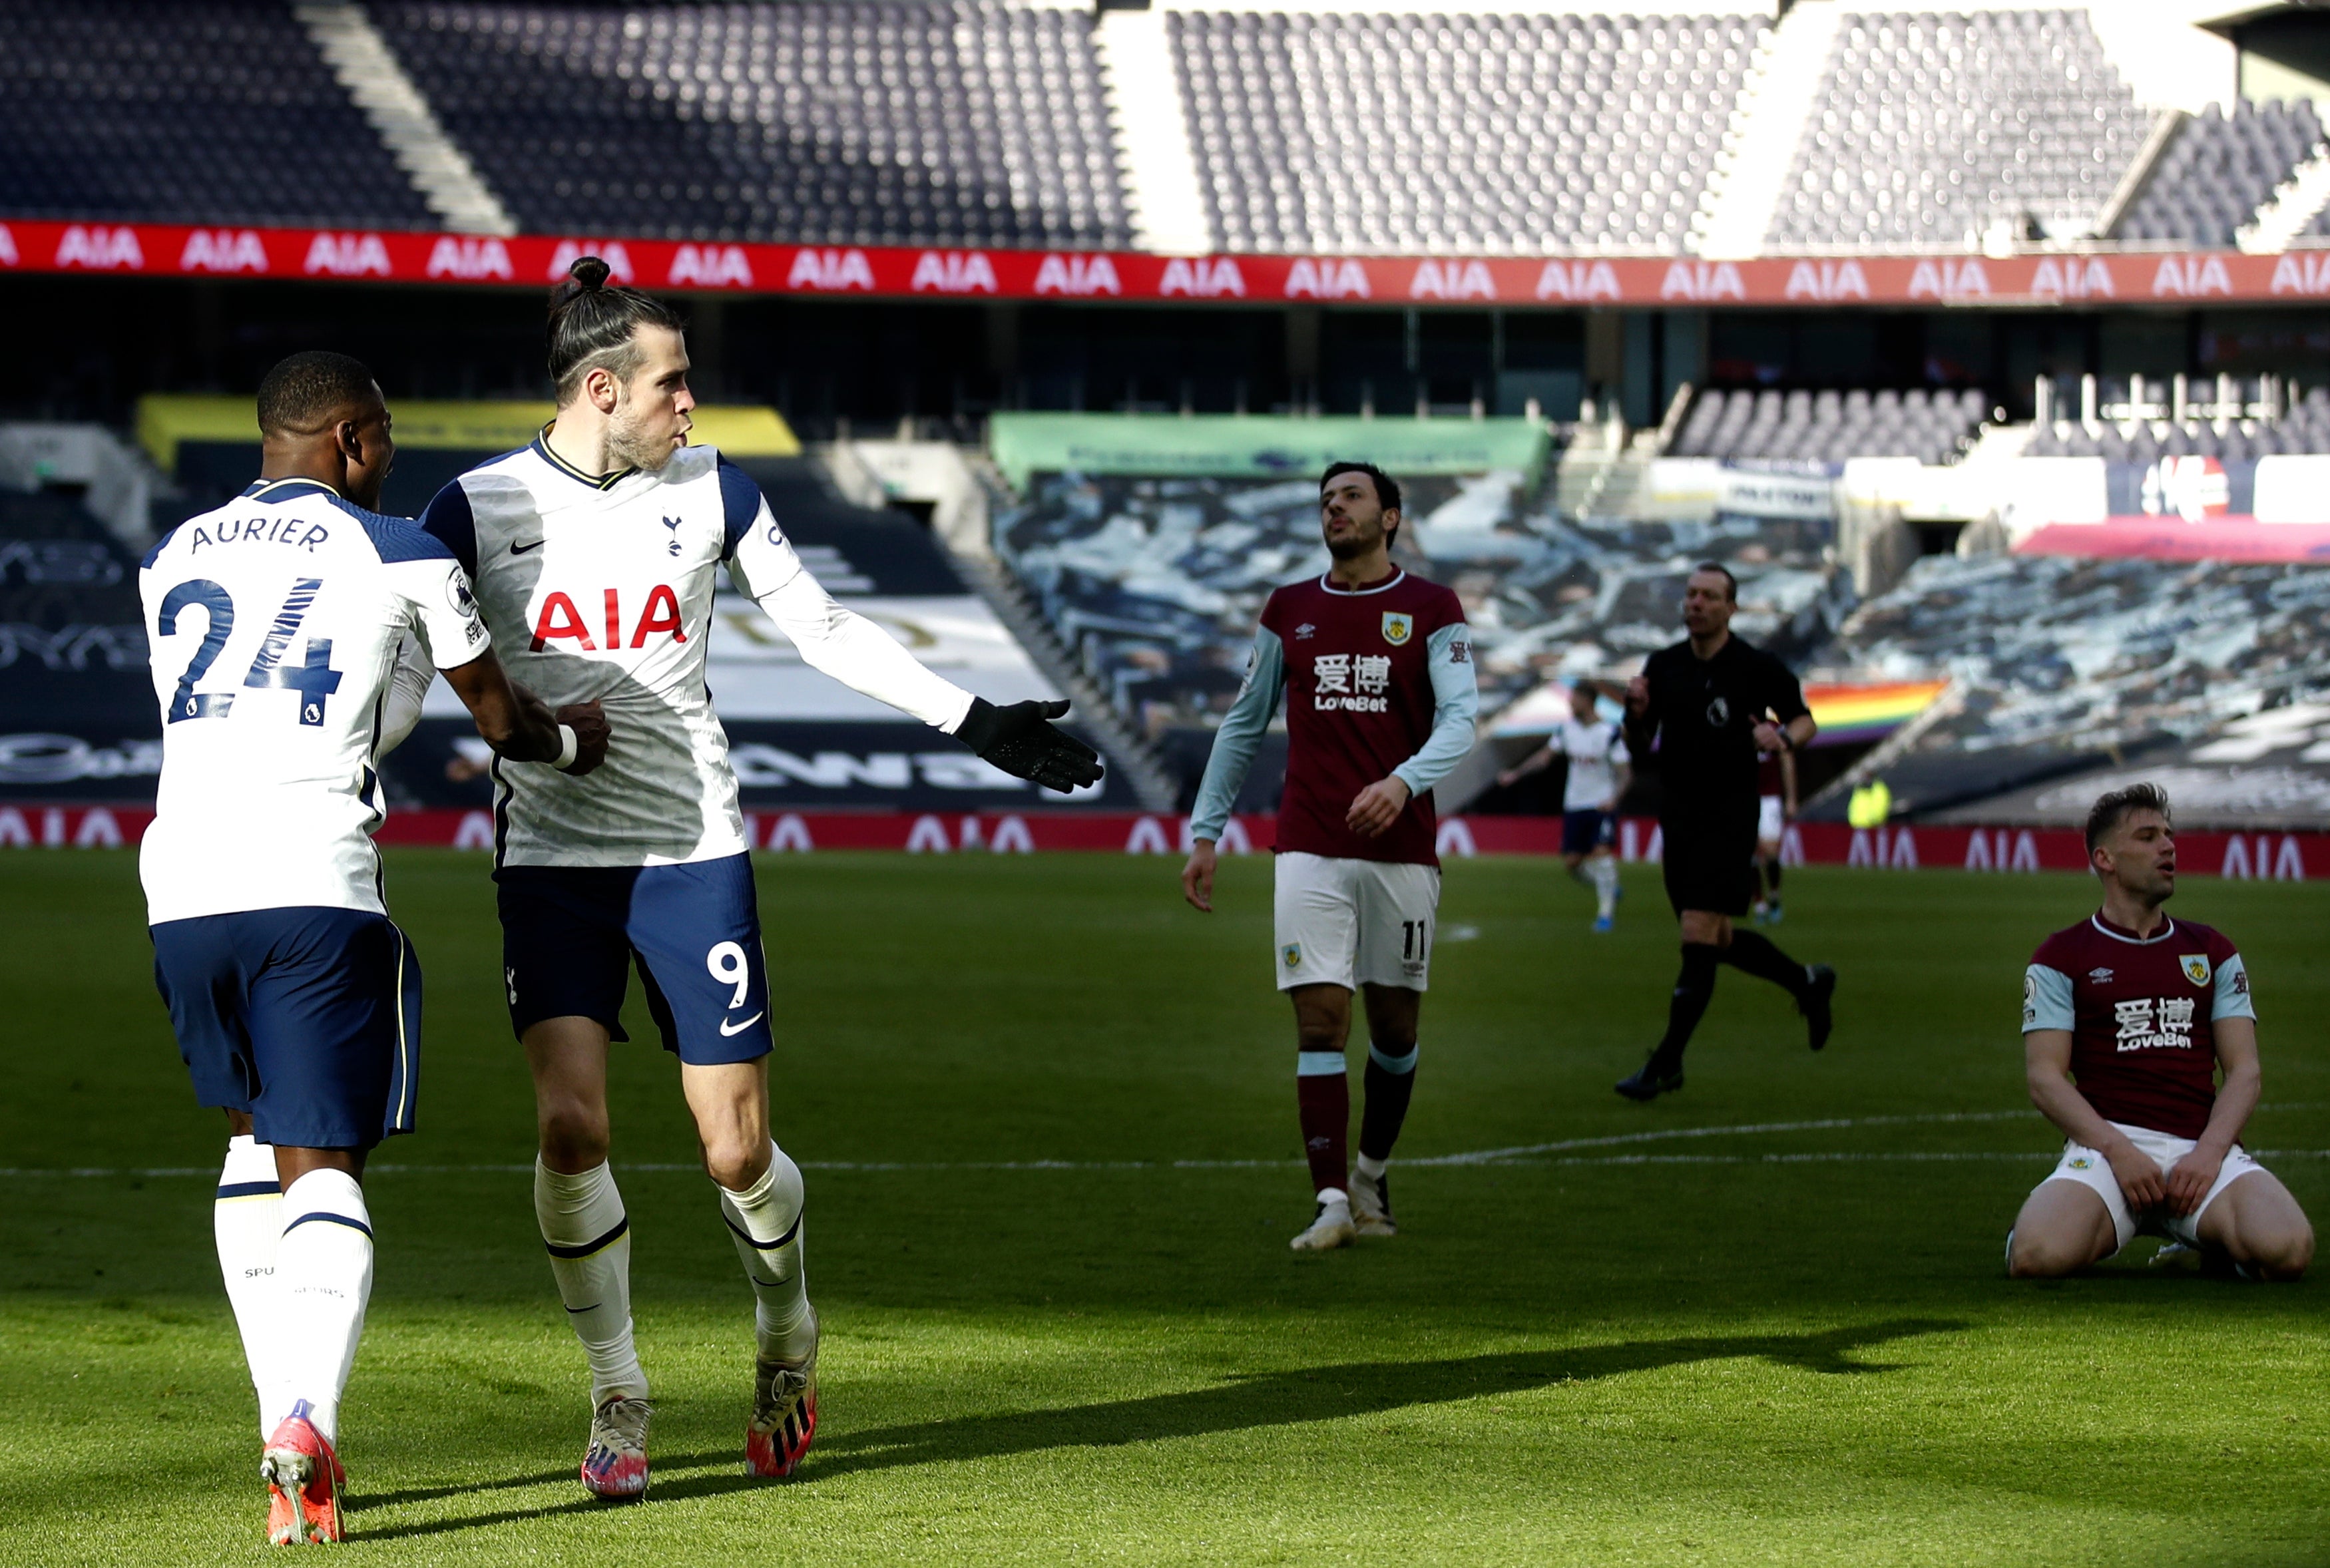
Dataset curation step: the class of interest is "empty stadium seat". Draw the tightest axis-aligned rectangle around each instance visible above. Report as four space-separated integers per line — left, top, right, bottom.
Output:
1670 386 1990 466
2112 100 2325 247
1170 11 1767 256
0 0 433 229
1769 9 2151 248
2026 383 2330 457
370 1 1134 250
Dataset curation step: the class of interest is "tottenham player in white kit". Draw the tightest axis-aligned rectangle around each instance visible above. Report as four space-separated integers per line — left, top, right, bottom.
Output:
141 353 601 1543
1497 681 1631 930
421 259 1101 1495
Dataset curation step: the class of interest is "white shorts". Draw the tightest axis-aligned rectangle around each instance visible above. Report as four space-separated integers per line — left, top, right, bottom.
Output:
1757 795 1784 843
1273 849 1441 992
2036 1120 2267 1253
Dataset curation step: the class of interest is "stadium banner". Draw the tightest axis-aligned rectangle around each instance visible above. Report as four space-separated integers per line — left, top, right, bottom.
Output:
2004 453 2330 563
988 414 1550 489
136 395 798 471
5 804 2324 878
16 221 2330 309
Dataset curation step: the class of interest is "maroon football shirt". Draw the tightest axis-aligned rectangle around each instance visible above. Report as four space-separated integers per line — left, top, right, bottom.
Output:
2024 913 2251 1140
1260 568 1467 867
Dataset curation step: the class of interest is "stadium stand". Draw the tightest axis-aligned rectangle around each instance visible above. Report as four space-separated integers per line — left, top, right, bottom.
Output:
1169 10 1768 255
993 471 1849 741
1819 552 2330 795
1668 386 1990 466
369 1 1133 249
2024 382 2330 457
0 0 435 229
2111 100 2325 248
1768 9 2152 248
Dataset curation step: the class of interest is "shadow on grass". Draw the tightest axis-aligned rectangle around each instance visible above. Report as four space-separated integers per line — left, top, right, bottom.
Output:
355 1316 1961 1539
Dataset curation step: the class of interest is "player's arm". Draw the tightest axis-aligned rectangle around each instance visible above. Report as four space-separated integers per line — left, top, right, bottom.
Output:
389 531 607 774
2166 954 2262 1215
722 465 1098 793
1622 661 1658 759
1350 622 1478 838
1495 740 1556 789
376 632 435 758
1182 624 1286 912
1779 745 1798 819
1751 659 1816 754
2023 964 2166 1210
439 649 602 771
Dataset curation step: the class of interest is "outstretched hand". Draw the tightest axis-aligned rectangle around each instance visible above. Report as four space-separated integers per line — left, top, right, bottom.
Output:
956 698 1104 795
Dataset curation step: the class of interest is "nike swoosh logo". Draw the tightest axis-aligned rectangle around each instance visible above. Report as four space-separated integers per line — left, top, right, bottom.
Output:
720 1012 765 1037
510 538 545 555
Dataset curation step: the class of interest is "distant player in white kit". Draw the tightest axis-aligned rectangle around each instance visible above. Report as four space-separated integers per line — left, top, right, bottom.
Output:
141 353 601 1543
421 259 1101 1495
1496 680 1630 930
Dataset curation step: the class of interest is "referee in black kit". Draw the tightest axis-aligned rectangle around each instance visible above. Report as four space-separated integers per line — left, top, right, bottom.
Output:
1616 563 1837 1100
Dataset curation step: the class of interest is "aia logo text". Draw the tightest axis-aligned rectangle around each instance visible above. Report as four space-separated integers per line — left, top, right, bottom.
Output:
531 586 686 652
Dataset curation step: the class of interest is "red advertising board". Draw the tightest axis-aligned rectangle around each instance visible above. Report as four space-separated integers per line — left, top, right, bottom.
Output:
8 220 2330 307
6 805 2321 881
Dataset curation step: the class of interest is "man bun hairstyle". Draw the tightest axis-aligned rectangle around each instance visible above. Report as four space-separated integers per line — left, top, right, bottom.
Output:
1691 561 1739 602
2085 781 2172 857
256 350 379 439
547 255 684 405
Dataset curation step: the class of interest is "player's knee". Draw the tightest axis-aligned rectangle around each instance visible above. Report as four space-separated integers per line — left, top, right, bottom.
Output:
2255 1221 2313 1281
2006 1232 2083 1278
537 1101 610 1167
702 1133 770 1191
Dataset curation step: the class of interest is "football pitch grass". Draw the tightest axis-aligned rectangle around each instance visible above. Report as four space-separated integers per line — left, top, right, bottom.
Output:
2 851 2325 1566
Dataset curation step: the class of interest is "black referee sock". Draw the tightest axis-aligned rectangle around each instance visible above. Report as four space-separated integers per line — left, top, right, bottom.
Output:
1652 943 1722 1070
1723 929 1807 1000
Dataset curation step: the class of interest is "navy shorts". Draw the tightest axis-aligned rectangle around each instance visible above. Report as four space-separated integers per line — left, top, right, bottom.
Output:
495 853 772 1065
150 907 422 1150
1560 809 1614 857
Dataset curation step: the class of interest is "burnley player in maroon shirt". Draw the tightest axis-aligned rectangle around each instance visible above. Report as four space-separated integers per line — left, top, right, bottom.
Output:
1181 462 1478 1251
2006 784 2312 1280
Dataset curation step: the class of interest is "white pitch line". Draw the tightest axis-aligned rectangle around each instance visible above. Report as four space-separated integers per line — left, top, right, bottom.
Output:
11 1104 2327 1181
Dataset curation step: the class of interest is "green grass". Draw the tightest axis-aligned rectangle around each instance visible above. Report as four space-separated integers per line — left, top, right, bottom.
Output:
2 851 2326 1566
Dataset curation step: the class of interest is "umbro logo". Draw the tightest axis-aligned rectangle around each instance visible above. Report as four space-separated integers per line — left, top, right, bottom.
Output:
2088 967 2114 983
1294 623 1316 640
509 538 544 555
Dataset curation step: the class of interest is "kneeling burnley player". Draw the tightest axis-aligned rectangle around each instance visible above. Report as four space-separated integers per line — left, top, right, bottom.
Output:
1181 462 1476 1251
2006 784 2312 1280
423 259 1100 1495
142 353 595 1543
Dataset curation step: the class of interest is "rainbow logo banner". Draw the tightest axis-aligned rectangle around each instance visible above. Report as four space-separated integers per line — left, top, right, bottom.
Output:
1803 681 1947 746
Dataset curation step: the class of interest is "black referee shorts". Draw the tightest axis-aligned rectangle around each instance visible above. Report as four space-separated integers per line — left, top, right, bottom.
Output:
1660 808 1759 918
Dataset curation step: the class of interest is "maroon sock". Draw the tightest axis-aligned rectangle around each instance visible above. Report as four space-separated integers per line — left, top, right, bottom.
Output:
1295 1056 1350 1197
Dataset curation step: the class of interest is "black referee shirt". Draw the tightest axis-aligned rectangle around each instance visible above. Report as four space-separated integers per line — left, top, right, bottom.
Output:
1626 632 1809 816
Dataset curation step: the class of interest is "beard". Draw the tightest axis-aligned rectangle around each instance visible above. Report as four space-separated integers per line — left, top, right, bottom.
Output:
606 403 681 473
1325 523 1386 560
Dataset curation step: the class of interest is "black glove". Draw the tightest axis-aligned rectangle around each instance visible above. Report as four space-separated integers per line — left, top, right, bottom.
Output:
955 697 1105 795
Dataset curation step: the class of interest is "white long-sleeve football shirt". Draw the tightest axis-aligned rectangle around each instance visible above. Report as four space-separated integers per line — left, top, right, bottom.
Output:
421 437 975 867
139 477 491 923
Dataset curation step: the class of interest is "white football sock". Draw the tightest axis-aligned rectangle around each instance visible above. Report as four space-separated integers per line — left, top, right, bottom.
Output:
1354 1151 1387 1181
214 1135 283 1439
720 1143 814 1364
535 1159 646 1406
271 1169 374 1446
1591 856 1620 915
